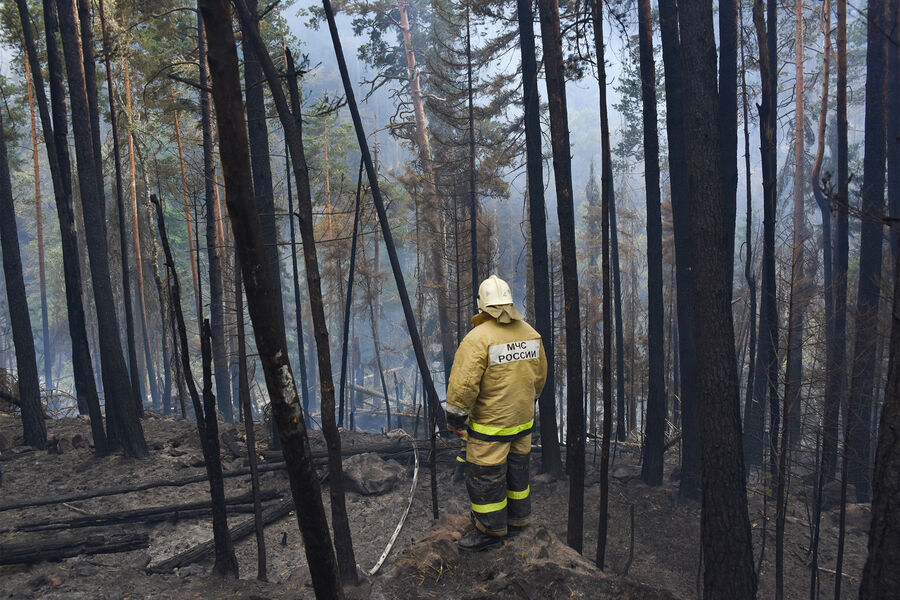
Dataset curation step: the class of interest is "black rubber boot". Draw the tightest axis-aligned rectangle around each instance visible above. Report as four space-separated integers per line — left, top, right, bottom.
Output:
458 531 504 552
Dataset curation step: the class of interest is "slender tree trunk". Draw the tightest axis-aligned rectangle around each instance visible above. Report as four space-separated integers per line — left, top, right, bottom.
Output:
636 0 665 487
195 3 346 595
57 0 146 456
171 88 202 319
744 0 779 475
829 0 850 482
848 0 888 503
786 0 807 451
594 0 613 565
537 0 584 552
339 163 363 428
152 193 237 577
678 1 757 596
0 108 46 449
465 1 478 310
97 0 143 416
739 0 758 487
776 209 803 600
285 143 311 429
24 49 52 392
235 247 267 581
123 46 158 412
658 0 700 498
16 0 106 452
517 0 561 477
198 8 233 423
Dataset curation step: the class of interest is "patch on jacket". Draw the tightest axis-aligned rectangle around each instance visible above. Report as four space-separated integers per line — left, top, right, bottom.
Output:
489 339 540 366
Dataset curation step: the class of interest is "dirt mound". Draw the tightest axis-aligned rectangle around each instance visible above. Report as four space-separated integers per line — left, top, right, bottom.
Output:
372 514 678 599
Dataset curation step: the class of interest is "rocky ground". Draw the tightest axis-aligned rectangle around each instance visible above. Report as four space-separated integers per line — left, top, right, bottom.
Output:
0 412 869 599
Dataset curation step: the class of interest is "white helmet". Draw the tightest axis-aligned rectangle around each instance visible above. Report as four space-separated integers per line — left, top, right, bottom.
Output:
477 275 514 312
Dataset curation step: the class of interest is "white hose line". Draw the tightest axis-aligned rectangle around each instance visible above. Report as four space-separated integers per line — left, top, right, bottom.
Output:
361 434 420 576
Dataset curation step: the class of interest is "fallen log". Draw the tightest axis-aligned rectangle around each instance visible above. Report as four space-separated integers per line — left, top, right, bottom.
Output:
146 497 294 573
0 531 150 565
1 437 463 512
0 462 287 512
3 489 280 534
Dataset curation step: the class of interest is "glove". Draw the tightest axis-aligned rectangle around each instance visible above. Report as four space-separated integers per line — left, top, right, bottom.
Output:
445 410 467 435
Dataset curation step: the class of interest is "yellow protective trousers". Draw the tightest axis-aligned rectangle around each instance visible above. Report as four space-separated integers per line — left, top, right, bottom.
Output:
466 433 531 536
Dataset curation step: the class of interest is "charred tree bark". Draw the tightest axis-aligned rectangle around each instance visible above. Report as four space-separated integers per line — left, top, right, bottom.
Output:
17 0 106 451
678 1 757 597
465 1 478 310
57 0 146 456
200 320 239 577
592 0 613 568
828 0 850 482
847 0 889 503
0 107 46 449
744 0 779 475
517 0 561 476
537 0 584 551
859 250 900 598
198 10 233 423
636 0 665 487
234 249 267 580
658 0 700 499
97 0 142 415
241 0 284 327
203 2 347 595
153 192 239 579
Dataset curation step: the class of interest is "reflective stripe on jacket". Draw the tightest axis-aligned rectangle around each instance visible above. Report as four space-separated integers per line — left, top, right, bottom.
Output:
446 313 547 440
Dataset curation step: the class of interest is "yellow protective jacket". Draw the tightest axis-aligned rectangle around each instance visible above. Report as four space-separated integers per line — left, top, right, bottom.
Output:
446 313 548 441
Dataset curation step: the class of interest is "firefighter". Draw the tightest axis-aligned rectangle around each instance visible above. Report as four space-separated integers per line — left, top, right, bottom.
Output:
445 275 547 552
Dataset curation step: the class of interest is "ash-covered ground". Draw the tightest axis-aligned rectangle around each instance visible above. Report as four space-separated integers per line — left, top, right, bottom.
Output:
0 413 868 598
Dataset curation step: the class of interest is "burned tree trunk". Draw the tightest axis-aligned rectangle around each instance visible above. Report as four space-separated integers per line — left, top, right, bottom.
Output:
97 0 143 414
744 0 779 475
678 0 757 597
537 0 585 552
517 0 561 477
241 0 284 326
591 0 613 568
151 193 237 578
196 2 345 596
235 247 267 581
636 0 665 487
285 147 311 430
0 107 46 449
198 10 234 423
859 250 900 598
658 0 700 499
17 0 107 453
847 0 889 503
58 0 148 456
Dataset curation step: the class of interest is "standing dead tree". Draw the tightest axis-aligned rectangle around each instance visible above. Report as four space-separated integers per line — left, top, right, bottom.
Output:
152 194 237 578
